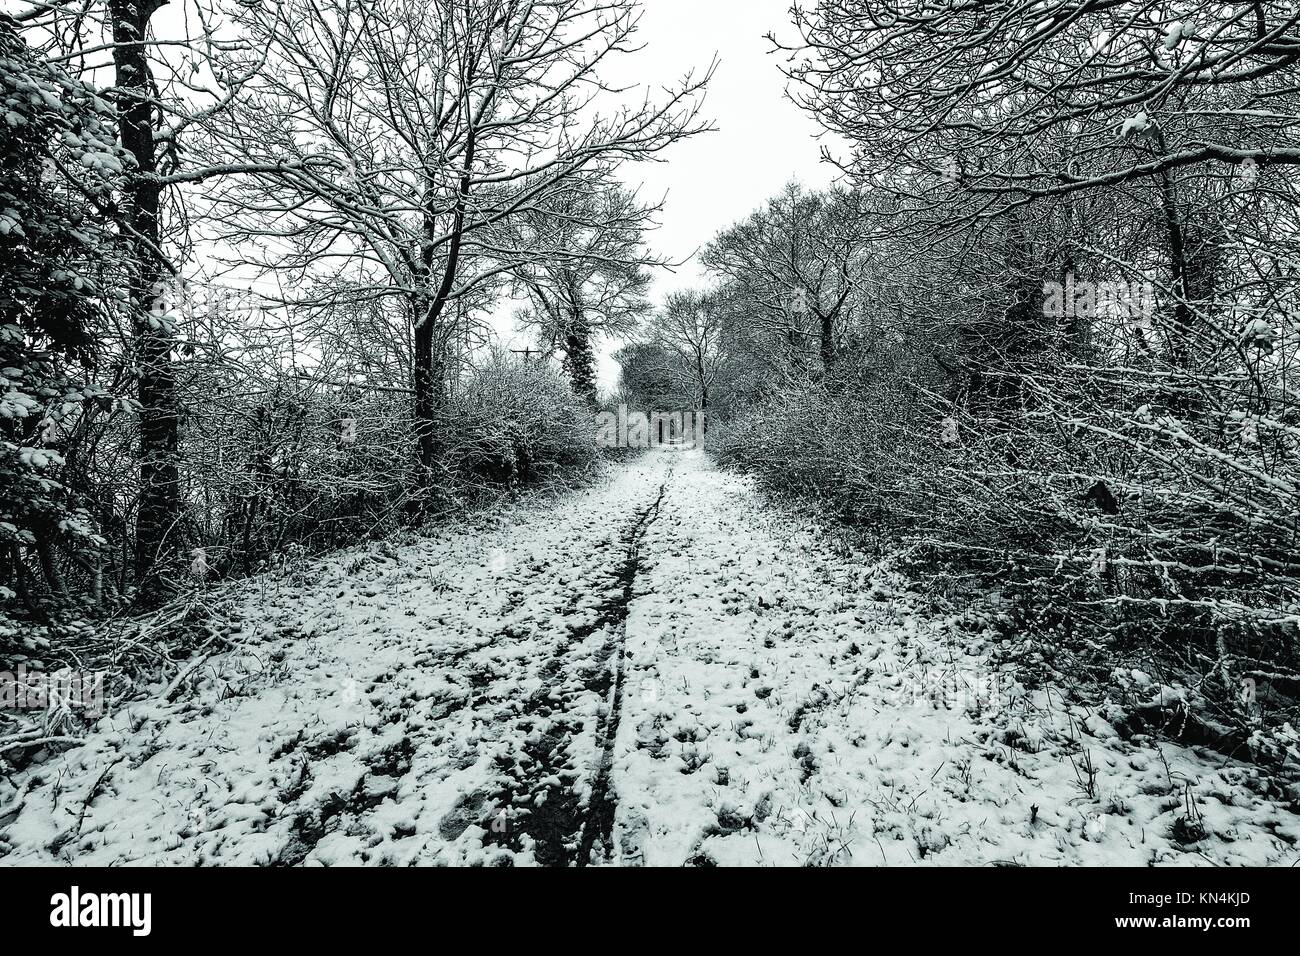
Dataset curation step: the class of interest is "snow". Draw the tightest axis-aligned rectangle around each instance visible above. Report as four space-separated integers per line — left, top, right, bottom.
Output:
2 450 1298 866
1120 111 1154 140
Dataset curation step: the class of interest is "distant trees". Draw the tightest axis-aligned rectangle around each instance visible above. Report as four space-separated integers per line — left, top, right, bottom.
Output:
617 181 881 422
612 341 682 410
632 288 725 423
702 183 869 376
615 181 882 437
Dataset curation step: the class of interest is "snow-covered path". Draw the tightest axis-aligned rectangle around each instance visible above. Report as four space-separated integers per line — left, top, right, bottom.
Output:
2 450 1298 866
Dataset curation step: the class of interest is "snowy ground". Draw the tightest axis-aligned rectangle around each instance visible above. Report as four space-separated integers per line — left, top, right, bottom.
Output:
2 449 1298 866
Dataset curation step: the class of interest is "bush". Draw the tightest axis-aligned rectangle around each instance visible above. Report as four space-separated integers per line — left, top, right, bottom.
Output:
446 350 599 488
713 337 1300 766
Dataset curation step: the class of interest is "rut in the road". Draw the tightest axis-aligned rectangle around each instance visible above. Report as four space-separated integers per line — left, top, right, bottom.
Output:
483 481 666 866
576 481 666 864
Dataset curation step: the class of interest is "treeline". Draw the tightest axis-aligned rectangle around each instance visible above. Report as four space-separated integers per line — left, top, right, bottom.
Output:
0 0 709 650
618 4 1300 765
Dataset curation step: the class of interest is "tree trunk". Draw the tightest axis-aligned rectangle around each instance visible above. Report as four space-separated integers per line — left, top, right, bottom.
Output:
35 530 67 599
111 0 182 596
1153 129 1193 369
412 306 446 479
413 124 475 483
697 357 709 435
563 309 597 404
819 309 836 372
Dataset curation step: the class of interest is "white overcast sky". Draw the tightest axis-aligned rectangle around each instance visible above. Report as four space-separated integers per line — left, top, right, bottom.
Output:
495 0 840 390
607 0 835 291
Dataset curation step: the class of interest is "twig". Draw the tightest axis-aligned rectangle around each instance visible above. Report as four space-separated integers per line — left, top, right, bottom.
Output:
74 755 125 837
0 736 84 756
0 778 31 823
163 652 215 702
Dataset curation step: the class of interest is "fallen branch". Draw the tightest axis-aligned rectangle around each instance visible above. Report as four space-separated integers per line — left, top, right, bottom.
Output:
74 756 125 837
163 652 214 702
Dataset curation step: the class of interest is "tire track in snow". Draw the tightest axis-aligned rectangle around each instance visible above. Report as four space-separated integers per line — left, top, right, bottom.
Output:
483 471 669 866
576 479 666 864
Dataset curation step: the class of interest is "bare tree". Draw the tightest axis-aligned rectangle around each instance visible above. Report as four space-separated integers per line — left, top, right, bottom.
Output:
702 183 868 376
208 0 711 485
780 2 1300 366
642 288 724 423
511 176 657 402
18 0 272 594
